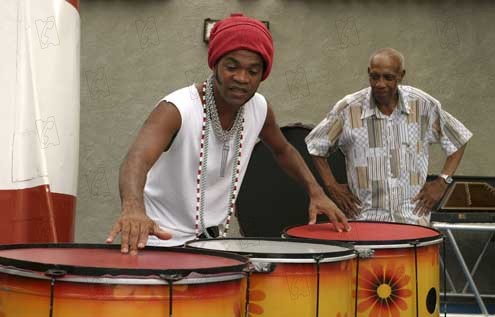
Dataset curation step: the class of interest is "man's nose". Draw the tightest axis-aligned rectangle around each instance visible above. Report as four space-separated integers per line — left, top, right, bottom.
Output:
233 69 249 83
375 77 386 87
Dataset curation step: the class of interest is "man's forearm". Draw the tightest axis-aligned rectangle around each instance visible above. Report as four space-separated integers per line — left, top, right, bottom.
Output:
118 152 151 211
312 155 340 194
440 144 467 176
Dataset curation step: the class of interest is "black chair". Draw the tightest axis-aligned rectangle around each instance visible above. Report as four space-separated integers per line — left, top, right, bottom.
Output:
236 123 347 237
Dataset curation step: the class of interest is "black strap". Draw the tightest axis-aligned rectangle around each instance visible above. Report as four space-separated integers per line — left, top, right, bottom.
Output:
198 226 220 239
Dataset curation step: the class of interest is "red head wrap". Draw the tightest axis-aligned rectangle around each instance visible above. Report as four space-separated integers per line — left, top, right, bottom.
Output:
208 13 274 81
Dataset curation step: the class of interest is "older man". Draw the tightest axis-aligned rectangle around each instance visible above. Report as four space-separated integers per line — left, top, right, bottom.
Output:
107 13 349 254
306 48 472 225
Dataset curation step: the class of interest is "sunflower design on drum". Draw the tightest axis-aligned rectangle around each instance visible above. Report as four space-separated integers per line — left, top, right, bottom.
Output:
357 262 412 317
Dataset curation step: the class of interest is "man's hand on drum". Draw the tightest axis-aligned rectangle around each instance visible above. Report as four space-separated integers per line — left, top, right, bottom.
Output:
326 183 361 218
308 189 351 232
412 178 448 216
106 203 172 255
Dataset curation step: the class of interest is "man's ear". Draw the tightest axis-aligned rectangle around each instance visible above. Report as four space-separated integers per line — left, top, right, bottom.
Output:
399 69 406 83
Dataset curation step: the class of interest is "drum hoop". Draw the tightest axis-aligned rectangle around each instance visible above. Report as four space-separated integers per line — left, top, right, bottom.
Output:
249 253 357 264
283 221 444 246
0 266 245 285
353 237 444 250
0 243 248 277
185 237 355 259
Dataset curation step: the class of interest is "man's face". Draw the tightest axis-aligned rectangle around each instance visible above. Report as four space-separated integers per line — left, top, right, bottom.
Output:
368 55 405 106
213 49 264 108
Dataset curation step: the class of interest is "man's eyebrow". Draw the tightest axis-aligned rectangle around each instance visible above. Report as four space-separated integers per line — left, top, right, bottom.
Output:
224 57 239 64
224 56 263 68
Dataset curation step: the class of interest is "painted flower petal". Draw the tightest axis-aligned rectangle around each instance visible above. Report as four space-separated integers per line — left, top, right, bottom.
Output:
248 303 264 315
249 290 266 301
357 296 378 312
391 295 408 310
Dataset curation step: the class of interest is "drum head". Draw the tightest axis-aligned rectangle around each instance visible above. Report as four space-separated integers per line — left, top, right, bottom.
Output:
186 238 354 260
236 124 347 237
285 221 442 245
0 243 248 277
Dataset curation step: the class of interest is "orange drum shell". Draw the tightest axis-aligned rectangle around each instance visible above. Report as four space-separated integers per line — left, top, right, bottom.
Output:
0 270 245 317
241 258 357 317
355 244 440 317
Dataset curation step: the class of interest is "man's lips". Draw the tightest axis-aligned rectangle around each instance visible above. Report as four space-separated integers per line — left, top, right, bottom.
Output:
229 87 248 97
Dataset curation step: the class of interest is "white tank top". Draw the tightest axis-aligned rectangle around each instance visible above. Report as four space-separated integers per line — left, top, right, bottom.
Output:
144 84 268 246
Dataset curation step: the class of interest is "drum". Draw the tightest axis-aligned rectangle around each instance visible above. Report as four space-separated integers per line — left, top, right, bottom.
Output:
186 238 357 317
285 221 443 317
0 244 248 317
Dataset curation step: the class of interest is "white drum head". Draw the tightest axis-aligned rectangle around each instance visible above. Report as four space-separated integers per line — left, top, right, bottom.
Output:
186 238 355 263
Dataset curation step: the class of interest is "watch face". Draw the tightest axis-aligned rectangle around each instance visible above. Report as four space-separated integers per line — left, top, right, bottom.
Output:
440 174 453 184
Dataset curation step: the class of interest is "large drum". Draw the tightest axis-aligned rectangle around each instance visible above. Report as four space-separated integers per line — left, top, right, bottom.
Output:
285 221 443 317
0 244 248 317
186 238 357 317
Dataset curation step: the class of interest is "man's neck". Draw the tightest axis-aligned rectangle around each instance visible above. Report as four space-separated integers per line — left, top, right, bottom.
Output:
374 94 399 116
196 84 240 130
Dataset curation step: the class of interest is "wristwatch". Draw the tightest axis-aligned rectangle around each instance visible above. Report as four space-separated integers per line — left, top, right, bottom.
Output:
438 174 453 184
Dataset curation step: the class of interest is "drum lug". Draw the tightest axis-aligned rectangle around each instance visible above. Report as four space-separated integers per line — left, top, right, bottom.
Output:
160 273 185 283
357 248 375 259
45 269 67 278
250 261 276 273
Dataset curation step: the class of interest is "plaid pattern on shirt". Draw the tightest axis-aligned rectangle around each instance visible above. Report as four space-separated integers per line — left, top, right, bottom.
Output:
306 85 473 225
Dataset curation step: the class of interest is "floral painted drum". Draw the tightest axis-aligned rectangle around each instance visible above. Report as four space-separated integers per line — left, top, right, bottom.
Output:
285 221 443 317
0 244 248 317
186 238 357 317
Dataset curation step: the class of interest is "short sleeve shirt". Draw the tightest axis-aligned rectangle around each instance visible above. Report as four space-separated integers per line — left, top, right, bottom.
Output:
305 85 473 225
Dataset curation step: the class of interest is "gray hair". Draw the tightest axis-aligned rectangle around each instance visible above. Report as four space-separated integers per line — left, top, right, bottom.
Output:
369 48 405 72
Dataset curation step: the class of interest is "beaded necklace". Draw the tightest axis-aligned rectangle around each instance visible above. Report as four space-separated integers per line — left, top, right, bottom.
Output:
194 76 244 238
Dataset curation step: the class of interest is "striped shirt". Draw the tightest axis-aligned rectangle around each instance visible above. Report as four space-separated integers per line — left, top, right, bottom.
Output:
306 85 473 225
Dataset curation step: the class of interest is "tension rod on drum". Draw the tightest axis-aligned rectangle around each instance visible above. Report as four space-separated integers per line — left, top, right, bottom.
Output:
313 255 323 317
44 269 67 317
160 273 184 317
243 267 252 317
354 253 360 317
411 240 420 317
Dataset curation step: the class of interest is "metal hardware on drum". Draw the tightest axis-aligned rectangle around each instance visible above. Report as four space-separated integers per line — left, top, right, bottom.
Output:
45 269 67 317
356 248 374 258
160 273 185 317
314 255 323 317
249 261 276 273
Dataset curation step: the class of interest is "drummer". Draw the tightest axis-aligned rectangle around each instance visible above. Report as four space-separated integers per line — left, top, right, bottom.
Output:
306 48 472 226
107 13 349 254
